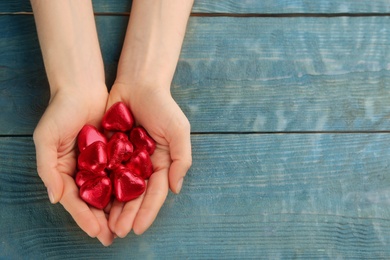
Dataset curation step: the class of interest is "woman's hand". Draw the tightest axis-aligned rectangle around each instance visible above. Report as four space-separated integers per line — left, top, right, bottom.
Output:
33 87 114 246
106 82 192 238
104 0 194 237
31 0 193 243
30 0 113 245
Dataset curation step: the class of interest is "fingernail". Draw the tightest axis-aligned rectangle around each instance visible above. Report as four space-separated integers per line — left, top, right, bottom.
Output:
176 178 184 194
47 187 55 204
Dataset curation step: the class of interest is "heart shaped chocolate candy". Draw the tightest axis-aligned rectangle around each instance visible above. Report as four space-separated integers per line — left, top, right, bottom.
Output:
77 125 107 151
106 137 133 170
75 170 106 187
125 149 153 179
78 141 107 173
102 102 134 132
112 166 146 202
129 127 156 155
79 176 112 209
110 132 129 142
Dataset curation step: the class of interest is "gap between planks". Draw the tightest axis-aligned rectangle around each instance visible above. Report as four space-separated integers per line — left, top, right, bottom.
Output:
2 12 390 17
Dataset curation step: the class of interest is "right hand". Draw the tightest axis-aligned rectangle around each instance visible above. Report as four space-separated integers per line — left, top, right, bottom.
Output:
33 86 114 246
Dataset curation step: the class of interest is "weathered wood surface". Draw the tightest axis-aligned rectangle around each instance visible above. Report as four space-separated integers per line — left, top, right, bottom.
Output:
2 16 390 134
1 136 390 258
1 0 390 259
2 0 390 14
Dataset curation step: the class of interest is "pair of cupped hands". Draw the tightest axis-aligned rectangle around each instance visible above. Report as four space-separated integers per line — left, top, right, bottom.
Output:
33 80 192 246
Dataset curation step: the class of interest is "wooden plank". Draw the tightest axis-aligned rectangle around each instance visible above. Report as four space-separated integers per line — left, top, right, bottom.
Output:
174 16 390 133
2 16 390 134
2 0 390 14
192 1 390 14
1 135 390 258
0 16 49 135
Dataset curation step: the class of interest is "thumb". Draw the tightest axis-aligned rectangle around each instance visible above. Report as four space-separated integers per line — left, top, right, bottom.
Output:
33 129 65 204
167 115 192 194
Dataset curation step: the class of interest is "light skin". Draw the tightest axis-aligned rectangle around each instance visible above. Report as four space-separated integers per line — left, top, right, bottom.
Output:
31 0 193 246
107 0 193 237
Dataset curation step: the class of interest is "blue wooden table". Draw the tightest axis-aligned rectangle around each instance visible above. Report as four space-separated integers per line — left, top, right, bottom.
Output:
2 1 390 258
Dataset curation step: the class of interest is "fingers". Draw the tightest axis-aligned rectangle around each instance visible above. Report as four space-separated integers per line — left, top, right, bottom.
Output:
36 135 115 245
105 90 127 113
108 200 125 233
132 169 169 235
33 126 65 204
167 115 192 194
109 169 168 237
90 207 115 246
110 194 144 238
60 174 101 238
61 175 115 246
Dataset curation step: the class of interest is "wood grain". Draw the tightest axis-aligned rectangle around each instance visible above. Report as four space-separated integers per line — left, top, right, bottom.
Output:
1 136 390 258
0 16 49 135
2 0 390 258
191 0 390 15
2 16 390 134
175 16 390 133
2 0 390 14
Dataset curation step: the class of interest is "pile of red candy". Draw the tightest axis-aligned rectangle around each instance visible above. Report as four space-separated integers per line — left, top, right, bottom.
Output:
75 102 155 209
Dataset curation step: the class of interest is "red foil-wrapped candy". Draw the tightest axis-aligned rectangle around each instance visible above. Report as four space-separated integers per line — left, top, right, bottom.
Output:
79 176 112 209
125 149 153 179
75 102 157 208
112 166 146 202
106 134 133 170
110 132 130 142
75 170 106 187
77 141 107 173
130 127 156 155
77 125 107 152
102 102 134 132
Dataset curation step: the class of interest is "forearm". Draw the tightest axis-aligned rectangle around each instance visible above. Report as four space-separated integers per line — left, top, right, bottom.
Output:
31 0 105 95
115 0 194 90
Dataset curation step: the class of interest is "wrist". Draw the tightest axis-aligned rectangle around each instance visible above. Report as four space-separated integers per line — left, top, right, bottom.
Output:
109 79 171 120
49 79 107 99
31 0 106 99
113 79 170 100
49 80 108 112
115 66 172 94
48 66 107 99
46 52 106 97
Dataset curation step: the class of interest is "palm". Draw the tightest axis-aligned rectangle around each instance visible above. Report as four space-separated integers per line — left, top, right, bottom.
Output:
107 83 191 237
34 90 114 246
